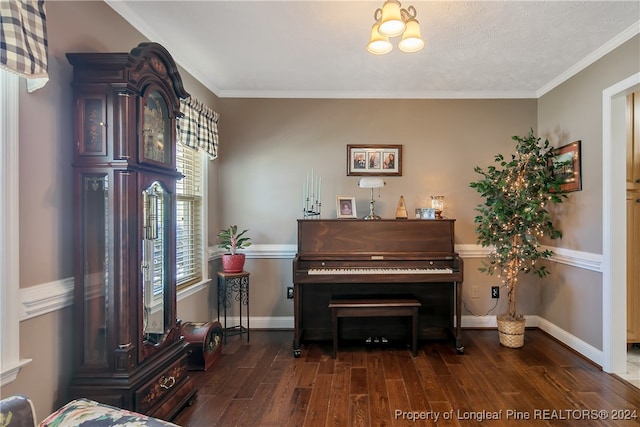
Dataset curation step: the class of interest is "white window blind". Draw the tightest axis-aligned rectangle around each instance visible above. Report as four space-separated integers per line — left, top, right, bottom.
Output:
176 141 203 287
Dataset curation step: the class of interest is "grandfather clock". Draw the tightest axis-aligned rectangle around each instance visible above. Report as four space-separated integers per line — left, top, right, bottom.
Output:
67 43 196 420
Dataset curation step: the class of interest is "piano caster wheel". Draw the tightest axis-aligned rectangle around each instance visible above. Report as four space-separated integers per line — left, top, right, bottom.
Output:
293 349 301 358
456 346 465 355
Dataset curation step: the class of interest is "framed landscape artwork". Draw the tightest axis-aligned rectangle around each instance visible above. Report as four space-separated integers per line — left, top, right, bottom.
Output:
552 140 582 192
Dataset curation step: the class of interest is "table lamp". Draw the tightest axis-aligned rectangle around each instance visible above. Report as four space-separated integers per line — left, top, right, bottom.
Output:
359 177 385 220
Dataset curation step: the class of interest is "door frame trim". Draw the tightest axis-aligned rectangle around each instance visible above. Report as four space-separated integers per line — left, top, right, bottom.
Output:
602 72 640 373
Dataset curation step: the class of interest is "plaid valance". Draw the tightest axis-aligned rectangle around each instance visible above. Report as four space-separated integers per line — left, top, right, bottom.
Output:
0 0 48 92
177 97 219 159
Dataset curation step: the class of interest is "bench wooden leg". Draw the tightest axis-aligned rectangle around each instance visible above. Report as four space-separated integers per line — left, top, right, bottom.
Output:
412 306 418 357
331 309 338 358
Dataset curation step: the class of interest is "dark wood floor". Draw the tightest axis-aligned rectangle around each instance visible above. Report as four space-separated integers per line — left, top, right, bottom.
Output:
173 329 640 427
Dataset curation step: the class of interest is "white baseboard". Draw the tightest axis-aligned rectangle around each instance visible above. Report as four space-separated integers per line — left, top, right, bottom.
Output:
21 244 604 366
222 315 509 331
461 314 602 366
219 316 294 330
222 314 603 367
460 314 539 328
535 316 603 367
460 314 498 329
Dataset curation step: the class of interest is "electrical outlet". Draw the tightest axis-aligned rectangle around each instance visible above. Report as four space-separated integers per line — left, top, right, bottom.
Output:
471 286 479 299
491 286 500 299
287 287 294 299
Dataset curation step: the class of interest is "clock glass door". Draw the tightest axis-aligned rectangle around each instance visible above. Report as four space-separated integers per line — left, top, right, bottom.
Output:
81 174 109 366
142 181 168 345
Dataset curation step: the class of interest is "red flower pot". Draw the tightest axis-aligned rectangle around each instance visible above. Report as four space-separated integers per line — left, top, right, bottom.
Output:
222 253 245 273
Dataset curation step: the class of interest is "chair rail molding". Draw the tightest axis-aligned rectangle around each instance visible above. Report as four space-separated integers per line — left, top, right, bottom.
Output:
19 244 602 322
20 278 75 321
208 243 602 272
15 243 604 371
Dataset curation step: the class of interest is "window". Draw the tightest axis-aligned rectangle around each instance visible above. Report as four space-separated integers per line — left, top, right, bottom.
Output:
176 141 205 287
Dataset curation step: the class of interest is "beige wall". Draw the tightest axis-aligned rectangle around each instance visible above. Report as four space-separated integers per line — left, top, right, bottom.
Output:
538 35 640 254
216 98 537 243
2 1 215 420
216 97 539 320
536 34 640 347
3 0 637 421
1 309 74 422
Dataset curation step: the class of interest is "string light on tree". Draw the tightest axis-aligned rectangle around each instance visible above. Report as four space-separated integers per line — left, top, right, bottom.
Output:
470 129 568 326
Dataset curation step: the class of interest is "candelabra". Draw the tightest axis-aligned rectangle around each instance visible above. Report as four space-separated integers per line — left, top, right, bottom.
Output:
302 169 322 219
303 197 322 219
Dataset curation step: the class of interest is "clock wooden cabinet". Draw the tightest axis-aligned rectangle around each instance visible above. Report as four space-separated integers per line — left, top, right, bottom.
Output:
66 43 196 420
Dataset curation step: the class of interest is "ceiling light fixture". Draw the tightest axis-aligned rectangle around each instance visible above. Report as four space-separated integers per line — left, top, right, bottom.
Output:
367 0 424 55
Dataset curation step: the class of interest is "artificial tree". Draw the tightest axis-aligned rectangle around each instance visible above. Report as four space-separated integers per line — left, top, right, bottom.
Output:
470 129 566 346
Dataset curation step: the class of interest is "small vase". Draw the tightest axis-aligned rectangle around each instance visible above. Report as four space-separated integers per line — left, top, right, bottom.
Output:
222 253 246 273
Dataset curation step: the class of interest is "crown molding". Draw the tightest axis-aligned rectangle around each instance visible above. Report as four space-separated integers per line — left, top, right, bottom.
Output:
104 0 223 96
537 21 640 98
216 89 538 100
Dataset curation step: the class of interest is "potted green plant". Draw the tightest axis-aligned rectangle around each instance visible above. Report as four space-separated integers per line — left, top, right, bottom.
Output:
217 225 251 273
470 129 566 348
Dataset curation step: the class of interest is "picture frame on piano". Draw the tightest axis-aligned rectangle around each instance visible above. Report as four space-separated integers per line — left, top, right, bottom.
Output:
347 144 402 176
336 196 357 218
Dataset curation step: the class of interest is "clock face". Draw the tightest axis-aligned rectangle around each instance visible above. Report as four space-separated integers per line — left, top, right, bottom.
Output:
142 90 171 165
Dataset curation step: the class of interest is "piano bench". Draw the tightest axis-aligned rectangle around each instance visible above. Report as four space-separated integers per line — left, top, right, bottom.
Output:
328 297 421 358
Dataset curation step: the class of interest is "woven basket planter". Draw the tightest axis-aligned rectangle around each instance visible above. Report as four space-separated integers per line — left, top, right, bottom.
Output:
497 314 525 348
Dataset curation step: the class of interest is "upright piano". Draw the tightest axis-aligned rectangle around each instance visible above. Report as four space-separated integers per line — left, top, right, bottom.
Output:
292 219 464 357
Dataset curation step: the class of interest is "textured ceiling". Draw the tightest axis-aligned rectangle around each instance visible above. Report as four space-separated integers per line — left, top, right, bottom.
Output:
106 1 640 99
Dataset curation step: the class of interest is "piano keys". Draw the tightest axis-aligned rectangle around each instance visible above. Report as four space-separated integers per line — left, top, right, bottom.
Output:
308 266 453 275
292 219 464 357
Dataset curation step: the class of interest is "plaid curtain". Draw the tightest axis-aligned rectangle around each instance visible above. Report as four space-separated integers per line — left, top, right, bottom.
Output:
0 0 48 92
177 97 219 159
